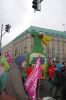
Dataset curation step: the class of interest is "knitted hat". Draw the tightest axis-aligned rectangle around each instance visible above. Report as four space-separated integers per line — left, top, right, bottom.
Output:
15 55 25 66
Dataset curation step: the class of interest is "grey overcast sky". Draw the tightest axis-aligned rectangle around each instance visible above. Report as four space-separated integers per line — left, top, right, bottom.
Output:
0 0 66 47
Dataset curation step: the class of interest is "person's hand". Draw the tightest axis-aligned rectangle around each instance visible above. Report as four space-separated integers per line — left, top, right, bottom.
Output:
0 91 17 100
0 91 7 100
0 91 7 96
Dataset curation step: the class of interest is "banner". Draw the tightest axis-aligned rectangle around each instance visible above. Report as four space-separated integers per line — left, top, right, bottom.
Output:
24 54 42 100
0 51 12 71
1 54 9 71
5 51 12 64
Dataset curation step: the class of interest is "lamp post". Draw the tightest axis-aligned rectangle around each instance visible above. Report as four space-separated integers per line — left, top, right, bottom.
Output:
63 24 65 32
0 24 11 57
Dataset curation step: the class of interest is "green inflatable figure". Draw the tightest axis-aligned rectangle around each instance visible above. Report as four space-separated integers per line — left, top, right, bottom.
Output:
26 31 48 78
31 32 44 53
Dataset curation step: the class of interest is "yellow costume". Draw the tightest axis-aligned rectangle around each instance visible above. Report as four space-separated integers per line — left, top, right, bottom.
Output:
41 35 52 45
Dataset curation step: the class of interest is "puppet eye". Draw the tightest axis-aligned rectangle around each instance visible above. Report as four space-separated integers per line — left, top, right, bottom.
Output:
38 32 43 35
38 32 43 39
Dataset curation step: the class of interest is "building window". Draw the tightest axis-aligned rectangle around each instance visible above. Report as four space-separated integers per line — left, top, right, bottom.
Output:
15 47 18 56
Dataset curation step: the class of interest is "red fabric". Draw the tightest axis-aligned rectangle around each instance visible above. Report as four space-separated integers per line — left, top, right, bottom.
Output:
26 65 42 78
47 65 55 78
26 66 33 77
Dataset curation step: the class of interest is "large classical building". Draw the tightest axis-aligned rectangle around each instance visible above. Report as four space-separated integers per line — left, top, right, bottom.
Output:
2 26 66 61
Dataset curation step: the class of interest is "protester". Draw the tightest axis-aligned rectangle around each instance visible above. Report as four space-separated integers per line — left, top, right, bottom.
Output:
47 62 55 83
0 64 4 78
60 66 66 100
52 63 65 99
0 63 8 94
55 61 62 71
0 64 4 93
26 64 33 78
61 61 66 71
1 55 28 100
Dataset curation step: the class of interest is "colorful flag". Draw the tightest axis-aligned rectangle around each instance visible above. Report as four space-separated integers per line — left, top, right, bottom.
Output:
24 54 42 100
0 51 12 71
1 54 9 71
5 51 12 64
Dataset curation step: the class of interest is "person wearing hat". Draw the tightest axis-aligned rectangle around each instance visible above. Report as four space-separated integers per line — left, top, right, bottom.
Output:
2 55 28 100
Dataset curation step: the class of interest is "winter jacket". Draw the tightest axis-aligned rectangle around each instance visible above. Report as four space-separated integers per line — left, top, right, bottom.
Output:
5 62 28 100
47 66 55 78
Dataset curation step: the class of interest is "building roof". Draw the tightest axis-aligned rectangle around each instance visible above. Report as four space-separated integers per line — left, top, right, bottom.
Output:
27 26 66 37
13 26 66 42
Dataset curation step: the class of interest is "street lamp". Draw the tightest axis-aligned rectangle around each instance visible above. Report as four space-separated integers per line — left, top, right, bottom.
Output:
0 24 11 57
62 24 65 32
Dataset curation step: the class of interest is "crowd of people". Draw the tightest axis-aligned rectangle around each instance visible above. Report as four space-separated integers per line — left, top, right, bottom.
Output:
0 55 42 100
47 60 66 100
0 53 66 100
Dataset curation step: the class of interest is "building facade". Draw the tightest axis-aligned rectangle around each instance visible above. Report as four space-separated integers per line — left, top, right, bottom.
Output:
2 26 66 61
